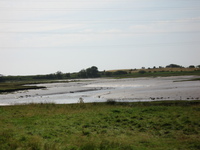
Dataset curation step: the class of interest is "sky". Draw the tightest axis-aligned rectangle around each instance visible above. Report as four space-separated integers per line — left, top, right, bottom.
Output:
0 0 200 75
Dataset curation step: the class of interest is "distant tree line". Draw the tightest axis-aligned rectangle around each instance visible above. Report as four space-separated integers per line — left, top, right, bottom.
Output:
0 64 200 82
162 64 200 69
32 71 71 80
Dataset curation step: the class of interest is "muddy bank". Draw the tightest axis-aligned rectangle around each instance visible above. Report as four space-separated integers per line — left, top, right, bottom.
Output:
0 76 200 105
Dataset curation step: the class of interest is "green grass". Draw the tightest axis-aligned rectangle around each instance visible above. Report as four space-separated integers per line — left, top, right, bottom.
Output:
0 101 200 150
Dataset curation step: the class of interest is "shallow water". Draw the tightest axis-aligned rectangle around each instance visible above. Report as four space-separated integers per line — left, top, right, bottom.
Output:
0 76 200 105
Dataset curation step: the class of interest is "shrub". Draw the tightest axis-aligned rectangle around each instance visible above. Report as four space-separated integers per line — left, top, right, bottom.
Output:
105 72 112 77
138 70 146 74
113 71 127 75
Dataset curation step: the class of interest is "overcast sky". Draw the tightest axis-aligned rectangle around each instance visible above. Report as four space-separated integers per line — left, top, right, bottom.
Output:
0 0 200 75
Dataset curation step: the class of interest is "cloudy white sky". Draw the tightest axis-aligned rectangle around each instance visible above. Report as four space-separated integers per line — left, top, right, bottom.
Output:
0 0 200 75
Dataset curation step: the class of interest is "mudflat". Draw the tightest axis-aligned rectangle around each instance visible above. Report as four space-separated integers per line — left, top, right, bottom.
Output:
0 76 200 105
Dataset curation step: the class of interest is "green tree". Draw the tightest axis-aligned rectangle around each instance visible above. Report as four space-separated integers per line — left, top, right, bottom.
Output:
189 65 195 68
166 64 183 68
65 73 71 78
56 71 63 79
78 69 87 78
86 66 99 78
0 75 4 82
78 66 99 78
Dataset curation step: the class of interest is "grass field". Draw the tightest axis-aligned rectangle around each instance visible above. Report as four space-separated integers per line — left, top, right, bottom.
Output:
0 101 200 150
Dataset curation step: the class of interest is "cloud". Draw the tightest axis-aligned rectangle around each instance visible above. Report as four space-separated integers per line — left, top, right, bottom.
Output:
0 0 122 48
129 17 200 33
156 17 200 23
0 23 87 32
